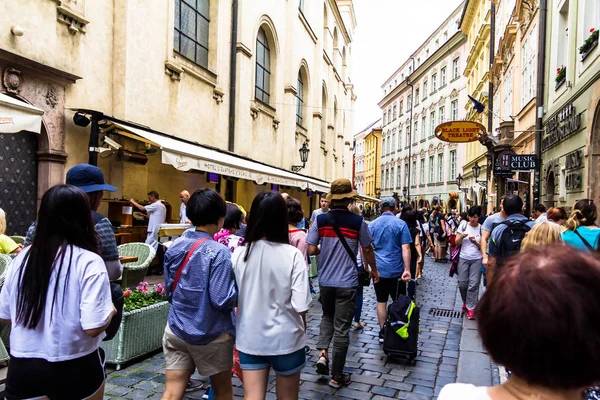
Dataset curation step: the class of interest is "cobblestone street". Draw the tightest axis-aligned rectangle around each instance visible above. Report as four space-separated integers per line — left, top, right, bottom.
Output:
104 257 463 400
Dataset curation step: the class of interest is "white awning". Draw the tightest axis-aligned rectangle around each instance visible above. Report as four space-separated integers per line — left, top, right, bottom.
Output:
0 93 44 134
357 194 380 202
108 121 331 193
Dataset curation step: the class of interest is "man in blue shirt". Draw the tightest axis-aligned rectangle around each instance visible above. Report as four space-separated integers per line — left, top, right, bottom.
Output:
368 197 412 343
487 194 535 284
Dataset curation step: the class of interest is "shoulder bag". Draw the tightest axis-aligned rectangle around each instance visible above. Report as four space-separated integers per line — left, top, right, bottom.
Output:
573 229 599 253
326 213 371 287
171 238 211 293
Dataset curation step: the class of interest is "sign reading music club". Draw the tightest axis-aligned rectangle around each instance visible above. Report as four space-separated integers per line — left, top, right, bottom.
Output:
434 121 486 143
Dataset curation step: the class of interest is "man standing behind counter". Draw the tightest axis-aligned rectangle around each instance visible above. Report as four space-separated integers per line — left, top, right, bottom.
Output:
130 191 166 251
179 190 191 224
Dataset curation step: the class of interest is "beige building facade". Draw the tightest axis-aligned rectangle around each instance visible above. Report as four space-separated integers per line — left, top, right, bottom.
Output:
0 0 356 233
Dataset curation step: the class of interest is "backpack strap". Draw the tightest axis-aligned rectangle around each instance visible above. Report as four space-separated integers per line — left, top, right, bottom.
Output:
573 229 596 252
326 213 360 275
171 238 210 293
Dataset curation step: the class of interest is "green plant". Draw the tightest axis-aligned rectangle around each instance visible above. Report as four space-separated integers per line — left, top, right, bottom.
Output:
555 66 566 84
579 28 598 54
123 282 167 312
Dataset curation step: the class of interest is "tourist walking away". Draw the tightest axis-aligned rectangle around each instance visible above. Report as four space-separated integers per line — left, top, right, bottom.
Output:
0 184 116 400
562 199 600 252
349 203 367 330
307 178 379 389
416 210 432 278
439 245 600 400
24 164 123 281
480 195 507 283
162 189 237 400
521 221 563 251
546 207 567 228
130 191 167 251
215 204 245 252
429 206 448 262
400 208 422 300
310 194 330 225
447 209 460 256
0 208 22 255
232 192 312 400
287 198 309 266
368 197 412 343
532 203 547 224
179 190 191 224
486 195 534 283
454 206 483 320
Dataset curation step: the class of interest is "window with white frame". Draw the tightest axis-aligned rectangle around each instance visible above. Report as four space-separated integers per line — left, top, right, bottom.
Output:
175 0 210 68
503 67 513 122
392 131 396 152
407 125 412 145
521 25 537 107
423 81 428 98
393 104 397 120
407 94 412 109
439 106 445 124
451 100 458 120
432 73 438 92
452 57 460 79
430 111 436 136
450 150 456 181
398 127 403 150
557 1 570 75
296 72 304 125
583 0 600 37
438 154 444 182
420 158 425 185
429 155 435 183
405 126 410 147
255 27 271 103
381 170 384 188
387 109 392 124
493 91 501 133
400 100 404 116
383 112 387 126
412 161 417 187
415 88 420 105
441 67 447 86
397 167 402 188
404 163 409 187
414 120 420 141
382 137 386 155
422 116 427 140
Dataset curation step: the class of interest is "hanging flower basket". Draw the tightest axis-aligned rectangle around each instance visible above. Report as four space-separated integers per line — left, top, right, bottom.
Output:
555 66 566 90
579 28 598 61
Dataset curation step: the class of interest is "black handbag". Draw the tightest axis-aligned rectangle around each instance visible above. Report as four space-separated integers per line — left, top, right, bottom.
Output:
326 214 371 287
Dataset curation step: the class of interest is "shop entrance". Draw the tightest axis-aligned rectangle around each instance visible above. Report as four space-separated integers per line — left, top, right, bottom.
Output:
0 130 38 235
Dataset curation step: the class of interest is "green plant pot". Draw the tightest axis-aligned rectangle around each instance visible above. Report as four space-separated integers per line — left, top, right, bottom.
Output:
101 301 170 369
581 38 598 61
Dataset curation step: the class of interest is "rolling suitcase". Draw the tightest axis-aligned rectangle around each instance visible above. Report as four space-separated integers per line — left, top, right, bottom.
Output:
382 294 420 363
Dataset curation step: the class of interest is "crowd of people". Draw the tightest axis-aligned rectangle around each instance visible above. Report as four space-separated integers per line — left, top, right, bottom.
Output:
0 165 599 399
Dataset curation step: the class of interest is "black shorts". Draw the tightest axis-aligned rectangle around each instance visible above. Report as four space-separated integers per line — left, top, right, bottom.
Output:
374 277 407 303
6 348 106 400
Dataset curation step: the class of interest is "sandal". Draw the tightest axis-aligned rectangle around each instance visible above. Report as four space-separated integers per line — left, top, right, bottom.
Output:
329 373 352 389
315 352 329 376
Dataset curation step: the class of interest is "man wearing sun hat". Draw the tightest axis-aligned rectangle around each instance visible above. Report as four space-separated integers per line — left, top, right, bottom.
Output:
307 178 380 389
24 164 123 281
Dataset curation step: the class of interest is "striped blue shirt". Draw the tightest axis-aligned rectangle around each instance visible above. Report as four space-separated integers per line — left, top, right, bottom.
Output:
164 230 237 345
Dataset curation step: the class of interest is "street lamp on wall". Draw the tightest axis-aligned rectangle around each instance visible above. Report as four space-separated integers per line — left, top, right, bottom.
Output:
291 143 310 172
472 161 486 188
456 173 468 194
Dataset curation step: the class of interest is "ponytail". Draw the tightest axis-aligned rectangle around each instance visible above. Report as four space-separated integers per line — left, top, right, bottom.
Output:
566 209 585 231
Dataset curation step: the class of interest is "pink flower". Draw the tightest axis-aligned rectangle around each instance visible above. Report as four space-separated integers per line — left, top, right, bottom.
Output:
136 285 143 291
124 289 132 298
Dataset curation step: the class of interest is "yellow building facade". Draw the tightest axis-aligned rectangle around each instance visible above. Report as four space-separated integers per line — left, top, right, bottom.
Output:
460 0 492 211
364 127 382 199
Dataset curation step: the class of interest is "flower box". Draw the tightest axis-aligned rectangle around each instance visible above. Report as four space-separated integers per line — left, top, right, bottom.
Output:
555 66 566 91
580 29 599 61
101 301 170 370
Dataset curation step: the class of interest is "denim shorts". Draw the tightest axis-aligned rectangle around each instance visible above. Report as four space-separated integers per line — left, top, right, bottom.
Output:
238 348 306 376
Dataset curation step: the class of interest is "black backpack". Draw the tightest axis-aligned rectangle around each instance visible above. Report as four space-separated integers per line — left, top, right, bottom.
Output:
495 220 531 260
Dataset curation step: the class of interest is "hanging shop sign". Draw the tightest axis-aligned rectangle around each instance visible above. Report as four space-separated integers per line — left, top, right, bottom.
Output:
509 154 537 171
494 149 517 176
565 148 584 171
542 103 582 152
434 121 486 143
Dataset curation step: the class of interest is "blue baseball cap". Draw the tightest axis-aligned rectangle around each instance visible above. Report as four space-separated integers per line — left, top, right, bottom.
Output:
66 164 117 193
380 197 397 208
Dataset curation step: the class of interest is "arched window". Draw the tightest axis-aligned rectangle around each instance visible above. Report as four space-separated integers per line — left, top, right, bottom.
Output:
255 27 271 104
321 85 327 144
296 72 304 125
174 0 210 68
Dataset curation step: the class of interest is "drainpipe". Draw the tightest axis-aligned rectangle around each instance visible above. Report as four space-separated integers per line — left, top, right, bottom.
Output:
406 56 416 202
88 115 99 166
489 0 496 211
534 0 548 207
228 0 239 152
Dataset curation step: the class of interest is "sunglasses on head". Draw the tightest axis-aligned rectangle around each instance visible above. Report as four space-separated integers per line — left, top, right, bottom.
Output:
576 199 594 205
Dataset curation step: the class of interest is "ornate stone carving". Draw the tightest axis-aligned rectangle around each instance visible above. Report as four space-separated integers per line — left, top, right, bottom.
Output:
3 68 22 94
450 89 459 99
212 88 224 104
45 86 58 108
56 4 89 34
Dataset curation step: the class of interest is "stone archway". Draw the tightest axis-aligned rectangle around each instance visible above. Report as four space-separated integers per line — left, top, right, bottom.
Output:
587 101 600 205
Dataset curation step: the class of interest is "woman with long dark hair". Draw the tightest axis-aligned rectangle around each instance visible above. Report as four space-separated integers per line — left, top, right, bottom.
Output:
400 208 422 300
0 184 115 399
562 199 600 252
232 192 311 400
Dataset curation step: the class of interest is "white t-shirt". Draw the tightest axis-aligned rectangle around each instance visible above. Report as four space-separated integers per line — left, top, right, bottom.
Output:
0 246 113 362
457 222 482 261
146 200 167 234
439 384 491 400
179 202 187 224
232 241 312 355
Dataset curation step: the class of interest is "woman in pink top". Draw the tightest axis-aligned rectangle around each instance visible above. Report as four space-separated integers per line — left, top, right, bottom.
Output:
286 198 308 269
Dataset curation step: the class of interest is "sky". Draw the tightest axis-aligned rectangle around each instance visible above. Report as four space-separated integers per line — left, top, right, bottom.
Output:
352 0 464 134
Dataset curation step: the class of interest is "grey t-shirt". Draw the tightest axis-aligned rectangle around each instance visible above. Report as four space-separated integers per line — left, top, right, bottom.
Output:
310 208 327 224
481 212 506 233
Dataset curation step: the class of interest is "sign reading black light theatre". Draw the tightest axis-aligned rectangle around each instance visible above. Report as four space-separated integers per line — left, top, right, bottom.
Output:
509 154 537 171
542 103 582 151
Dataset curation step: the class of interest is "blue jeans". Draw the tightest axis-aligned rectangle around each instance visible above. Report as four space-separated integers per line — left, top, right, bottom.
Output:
354 285 364 323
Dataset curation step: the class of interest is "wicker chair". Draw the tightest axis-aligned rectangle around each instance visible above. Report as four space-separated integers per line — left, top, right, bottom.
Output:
0 254 12 363
118 243 156 289
9 236 25 245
